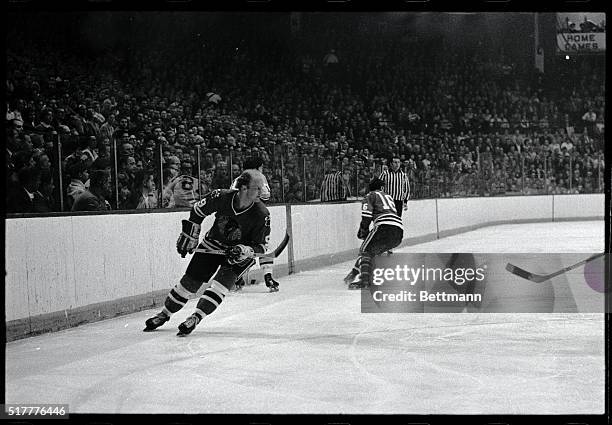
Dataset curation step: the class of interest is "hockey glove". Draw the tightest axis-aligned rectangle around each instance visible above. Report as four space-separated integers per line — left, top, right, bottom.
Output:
357 226 369 240
176 219 201 258
226 244 255 265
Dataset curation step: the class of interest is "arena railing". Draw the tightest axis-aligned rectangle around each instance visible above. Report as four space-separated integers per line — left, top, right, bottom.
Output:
6 131 605 215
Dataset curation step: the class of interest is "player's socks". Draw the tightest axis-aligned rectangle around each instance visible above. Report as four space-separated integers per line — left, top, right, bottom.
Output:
360 255 372 280
144 282 193 331
162 280 195 315
176 283 227 336
195 280 228 316
163 287 189 313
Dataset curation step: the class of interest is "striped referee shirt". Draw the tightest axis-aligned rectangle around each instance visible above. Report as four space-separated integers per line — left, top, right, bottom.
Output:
379 168 410 201
320 171 349 202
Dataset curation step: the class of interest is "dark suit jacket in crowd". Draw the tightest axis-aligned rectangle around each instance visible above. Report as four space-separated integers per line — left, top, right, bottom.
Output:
72 190 110 212
6 186 35 213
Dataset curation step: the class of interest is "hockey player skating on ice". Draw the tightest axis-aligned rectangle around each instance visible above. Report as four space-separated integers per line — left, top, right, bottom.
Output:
143 169 271 336
230 157 279 292
345 177 403 289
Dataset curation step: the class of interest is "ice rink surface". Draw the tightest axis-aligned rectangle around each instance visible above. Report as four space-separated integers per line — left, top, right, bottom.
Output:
5 221 606 414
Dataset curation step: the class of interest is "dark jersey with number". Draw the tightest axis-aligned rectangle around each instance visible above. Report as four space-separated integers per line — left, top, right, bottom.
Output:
361 190 403 230
189 189 270 253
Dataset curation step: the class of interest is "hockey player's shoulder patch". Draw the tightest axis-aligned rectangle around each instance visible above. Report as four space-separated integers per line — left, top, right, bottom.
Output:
210 189 226 198
207 188 236 202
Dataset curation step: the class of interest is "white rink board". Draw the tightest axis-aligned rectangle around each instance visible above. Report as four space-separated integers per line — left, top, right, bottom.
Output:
553 193 604 220
4 195 604 323
290 203 362 262
5 217 76 320
5 206 286 322
402 199 438 240
437 195 551 233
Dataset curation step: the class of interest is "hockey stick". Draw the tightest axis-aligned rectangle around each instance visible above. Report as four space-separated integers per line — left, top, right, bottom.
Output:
505 253 604 283
194 232 290 259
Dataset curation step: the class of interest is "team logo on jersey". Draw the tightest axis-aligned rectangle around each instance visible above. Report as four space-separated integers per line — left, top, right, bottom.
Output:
216 215 242 242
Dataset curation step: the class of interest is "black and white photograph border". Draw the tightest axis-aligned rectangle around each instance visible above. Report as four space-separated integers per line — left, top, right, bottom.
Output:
3 1 610 424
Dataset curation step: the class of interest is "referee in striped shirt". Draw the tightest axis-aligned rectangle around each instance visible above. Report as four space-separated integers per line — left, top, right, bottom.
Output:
320 169 350 202
379 156 410 217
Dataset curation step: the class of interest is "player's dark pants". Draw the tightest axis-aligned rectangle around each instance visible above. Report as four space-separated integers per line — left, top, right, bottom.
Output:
161 246 255 321
394 200 404 218
357 224 403 285
185 250 254 291
360 224 403 257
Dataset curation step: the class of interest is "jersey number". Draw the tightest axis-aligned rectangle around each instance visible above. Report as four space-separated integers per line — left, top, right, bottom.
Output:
375 192 397 213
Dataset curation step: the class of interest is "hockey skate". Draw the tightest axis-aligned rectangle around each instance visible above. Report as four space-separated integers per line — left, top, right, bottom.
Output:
343 269 359 285
143 312 169 332
177 314 200 337
348 274 369 290
233 277 245 292
264 273 280 292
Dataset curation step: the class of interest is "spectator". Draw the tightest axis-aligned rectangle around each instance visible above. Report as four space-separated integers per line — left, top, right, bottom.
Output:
131 169 158 209
99 113 116 141
6 166 41 213
33 168 55 212
72 169 112 212
82 136 99 164
212 161 230 189
199 168 214 196
65 158 90 209
119 155 137 184
35 109 55 134
581 108 597 136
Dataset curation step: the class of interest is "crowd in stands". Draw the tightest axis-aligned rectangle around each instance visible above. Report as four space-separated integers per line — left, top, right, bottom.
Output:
6 14 605 213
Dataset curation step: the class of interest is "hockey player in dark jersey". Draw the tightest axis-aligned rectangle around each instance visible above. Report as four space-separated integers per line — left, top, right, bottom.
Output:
143 169 271 336
345 177 404 289
230 157 279 292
